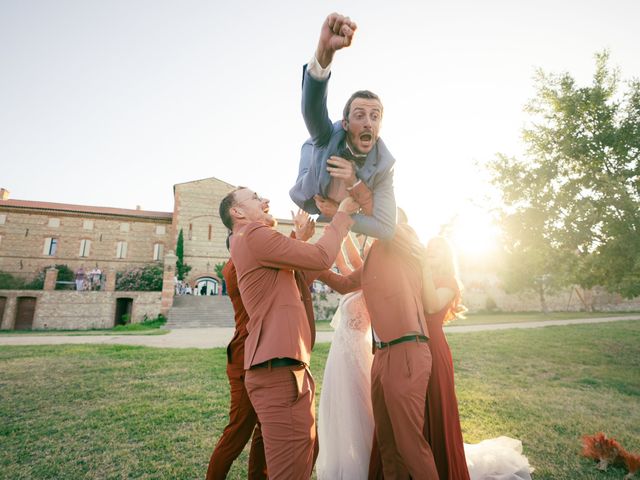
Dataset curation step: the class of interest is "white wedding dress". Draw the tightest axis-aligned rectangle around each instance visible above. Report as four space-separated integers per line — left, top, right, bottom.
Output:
316 291 533 480
317 291 375 480
465 437 533 480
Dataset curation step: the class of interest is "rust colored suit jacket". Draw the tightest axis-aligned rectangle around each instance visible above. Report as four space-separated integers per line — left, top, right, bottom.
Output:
231 212 353 369
319 225 430 342
222 260 249 371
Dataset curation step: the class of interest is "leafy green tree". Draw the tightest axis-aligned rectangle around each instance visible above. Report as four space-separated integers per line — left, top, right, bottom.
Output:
0 271 28 289
23 264 75 290
214 261 225 280
175 228 191 281
213 261 227 295
116 264 163 291
489 51 640 306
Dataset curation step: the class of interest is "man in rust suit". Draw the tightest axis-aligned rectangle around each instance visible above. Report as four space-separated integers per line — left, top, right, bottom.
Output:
219 187 357 479
207 215 318 478
206 257 267 479
319 223 440 479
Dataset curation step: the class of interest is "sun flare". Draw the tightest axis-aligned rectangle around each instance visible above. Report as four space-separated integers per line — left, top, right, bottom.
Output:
448 207 501 258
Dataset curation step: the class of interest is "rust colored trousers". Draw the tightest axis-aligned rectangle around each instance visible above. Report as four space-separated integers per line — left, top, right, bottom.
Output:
370 341 439 480
206 364 267 480
245 364 316 480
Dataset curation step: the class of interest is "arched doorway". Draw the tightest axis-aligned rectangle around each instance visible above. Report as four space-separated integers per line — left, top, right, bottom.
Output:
195 277 219 296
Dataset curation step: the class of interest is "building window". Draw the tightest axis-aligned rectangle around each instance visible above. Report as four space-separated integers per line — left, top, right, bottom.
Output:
79 239 91 257
83 220 94 230
188 223 193 240
43 237 58 256
155 225 166 235
153 243 164 261
0 214 6 225
116 241 128 259
48 218 60 228
120 223 130 233
208 225 212 241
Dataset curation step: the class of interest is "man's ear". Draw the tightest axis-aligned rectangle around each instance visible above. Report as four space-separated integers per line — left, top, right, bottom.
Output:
342 119 348 131
230 205 245 221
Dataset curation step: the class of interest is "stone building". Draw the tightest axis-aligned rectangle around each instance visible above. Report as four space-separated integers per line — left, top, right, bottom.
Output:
171 177 297 294
0 178 301 330
0 187 173 281
4 178 635 331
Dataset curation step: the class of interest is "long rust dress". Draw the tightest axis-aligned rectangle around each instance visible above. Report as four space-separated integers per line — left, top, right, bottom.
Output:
423 276 471 480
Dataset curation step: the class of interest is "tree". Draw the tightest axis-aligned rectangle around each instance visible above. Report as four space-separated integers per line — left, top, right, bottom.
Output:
23 264 75 290
175 228 191 281
0 271 29 289
214 261 227 295
489 51 640 307
214 261 225 280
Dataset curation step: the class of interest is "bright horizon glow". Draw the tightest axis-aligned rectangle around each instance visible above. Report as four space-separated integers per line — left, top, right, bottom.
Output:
2 0 639 261
448 208 502 258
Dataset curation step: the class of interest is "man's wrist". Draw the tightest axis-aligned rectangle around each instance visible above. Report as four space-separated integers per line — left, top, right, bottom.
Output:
308 53 332 79
346 179 362 190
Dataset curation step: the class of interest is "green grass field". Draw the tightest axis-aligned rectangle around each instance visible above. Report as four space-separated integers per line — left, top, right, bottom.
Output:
1 320 638 479
315 310 640 331
453 310 640 326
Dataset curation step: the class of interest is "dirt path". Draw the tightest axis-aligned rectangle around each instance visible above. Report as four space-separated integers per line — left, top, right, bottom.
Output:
0 315 638 349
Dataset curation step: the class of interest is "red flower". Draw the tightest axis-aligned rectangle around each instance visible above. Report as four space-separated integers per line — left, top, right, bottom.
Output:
622 450 640 479
581 432 624 470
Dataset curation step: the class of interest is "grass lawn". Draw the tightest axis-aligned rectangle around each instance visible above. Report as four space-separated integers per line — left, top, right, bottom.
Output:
315 311 640 331
453 310 640 326
1 320 638 479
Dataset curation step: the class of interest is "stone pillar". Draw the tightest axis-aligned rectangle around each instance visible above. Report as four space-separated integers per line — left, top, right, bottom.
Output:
44 268 58 291
105 268 116 292
161 251 177 317
1 296 17 330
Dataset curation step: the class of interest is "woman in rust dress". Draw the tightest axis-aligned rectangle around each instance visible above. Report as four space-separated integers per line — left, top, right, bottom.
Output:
421 236 471 480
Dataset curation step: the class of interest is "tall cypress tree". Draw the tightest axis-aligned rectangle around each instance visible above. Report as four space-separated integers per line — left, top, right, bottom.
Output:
175 228 191 281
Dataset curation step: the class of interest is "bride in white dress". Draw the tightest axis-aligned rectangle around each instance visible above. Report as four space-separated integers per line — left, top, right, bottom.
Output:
317 235 375 480
316 233 533 480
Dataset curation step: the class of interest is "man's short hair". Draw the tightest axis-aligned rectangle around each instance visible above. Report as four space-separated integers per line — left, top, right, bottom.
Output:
219 187 244 231
343 90 383 121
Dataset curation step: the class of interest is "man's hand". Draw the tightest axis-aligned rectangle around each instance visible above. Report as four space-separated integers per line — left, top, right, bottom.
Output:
314 195 339 218
292 209 316 241
327 156 357 187
315 13 357 68
337 196 361 215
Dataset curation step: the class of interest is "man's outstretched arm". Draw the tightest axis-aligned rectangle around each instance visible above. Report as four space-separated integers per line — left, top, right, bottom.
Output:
248 197 359 272
314 13 357 68
301 13 357 146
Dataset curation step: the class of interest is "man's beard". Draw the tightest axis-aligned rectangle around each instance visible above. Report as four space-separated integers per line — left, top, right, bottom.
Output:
266 217 277 228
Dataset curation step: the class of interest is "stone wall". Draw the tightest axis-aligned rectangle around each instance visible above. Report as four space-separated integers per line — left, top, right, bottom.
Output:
172 178 235 284
0 290 162 330
463 286 640 313
0 177 328 292
0 207 171 281
171 178 320 286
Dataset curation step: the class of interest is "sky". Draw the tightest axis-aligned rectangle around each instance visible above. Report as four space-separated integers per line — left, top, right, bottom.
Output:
2 0 639 255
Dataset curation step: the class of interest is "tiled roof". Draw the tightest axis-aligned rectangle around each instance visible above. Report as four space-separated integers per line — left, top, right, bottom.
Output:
0 199 173 220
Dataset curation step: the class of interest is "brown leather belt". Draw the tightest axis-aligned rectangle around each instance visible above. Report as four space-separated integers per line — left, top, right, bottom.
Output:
250 357 304 370
374 334 428 350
